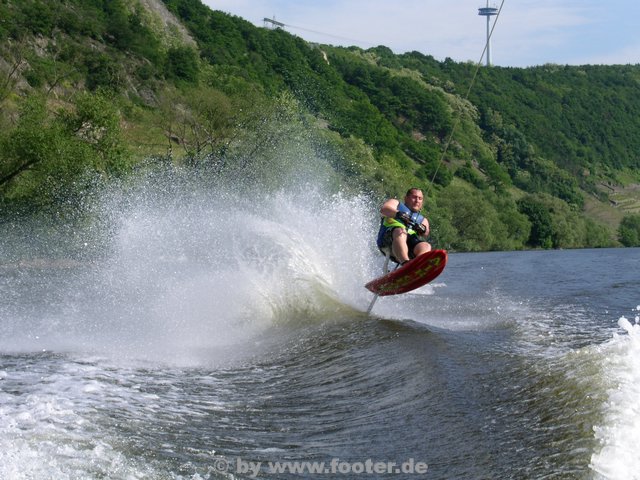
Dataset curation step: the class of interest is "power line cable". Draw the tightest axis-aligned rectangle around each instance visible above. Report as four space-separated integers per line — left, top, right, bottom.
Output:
269 19 376 47
426 0 506 195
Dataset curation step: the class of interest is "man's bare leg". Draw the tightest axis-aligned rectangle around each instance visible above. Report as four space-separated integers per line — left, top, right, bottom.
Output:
391 228 410 264
414 242 432 256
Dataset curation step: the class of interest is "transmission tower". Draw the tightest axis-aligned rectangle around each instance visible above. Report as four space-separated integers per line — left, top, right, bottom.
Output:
478 1 498 66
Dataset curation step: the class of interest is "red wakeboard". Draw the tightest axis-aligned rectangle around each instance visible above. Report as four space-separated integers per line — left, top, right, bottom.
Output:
365 249 447 296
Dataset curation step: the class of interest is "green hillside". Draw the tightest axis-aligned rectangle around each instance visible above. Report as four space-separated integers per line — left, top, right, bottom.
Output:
1 0 640 251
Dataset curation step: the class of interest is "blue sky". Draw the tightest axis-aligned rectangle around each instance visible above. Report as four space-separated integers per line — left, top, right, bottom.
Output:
201 0 640 67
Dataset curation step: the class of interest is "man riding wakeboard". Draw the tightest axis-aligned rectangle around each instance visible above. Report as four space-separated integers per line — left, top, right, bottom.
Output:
376 187 431 265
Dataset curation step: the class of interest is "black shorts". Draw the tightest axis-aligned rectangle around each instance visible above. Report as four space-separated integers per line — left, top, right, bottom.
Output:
380 228 426 259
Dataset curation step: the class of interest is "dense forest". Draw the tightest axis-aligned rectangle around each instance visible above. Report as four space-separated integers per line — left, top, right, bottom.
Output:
1 0 640 253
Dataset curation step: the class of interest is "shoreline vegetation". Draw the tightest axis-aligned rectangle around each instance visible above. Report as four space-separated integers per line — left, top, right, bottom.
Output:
2 0 640 253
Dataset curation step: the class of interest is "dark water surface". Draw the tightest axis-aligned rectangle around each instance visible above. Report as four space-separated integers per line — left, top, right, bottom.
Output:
2 219 639 480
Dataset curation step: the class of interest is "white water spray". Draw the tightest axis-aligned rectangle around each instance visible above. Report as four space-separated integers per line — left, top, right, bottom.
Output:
590 306 640 479
1 171 382 364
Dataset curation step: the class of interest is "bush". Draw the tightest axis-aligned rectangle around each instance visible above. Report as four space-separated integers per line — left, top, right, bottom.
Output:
0 92 129 211
618 214 640 246
85 53 125 91
165 46 200 83
437 182 505 251
517 195 554 248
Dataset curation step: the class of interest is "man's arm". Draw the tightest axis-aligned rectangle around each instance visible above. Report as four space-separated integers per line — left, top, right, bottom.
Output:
380 198 400 218
418 218 430 237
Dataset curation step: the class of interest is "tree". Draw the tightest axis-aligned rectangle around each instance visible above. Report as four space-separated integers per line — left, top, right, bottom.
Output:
59 90 128 170
1 95 57 189
517 195 553 249
165 46 200 83
0 95 93 208
1 91 129 210
437 182 504 251
156 86 235 157
618 214 640 247
478 154 511 193
85 52 124 92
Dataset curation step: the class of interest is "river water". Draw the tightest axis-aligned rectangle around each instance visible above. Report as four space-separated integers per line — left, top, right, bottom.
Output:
1 185 639 479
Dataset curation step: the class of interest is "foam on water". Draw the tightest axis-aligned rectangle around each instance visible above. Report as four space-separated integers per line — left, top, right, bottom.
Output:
590 307 640 480
0 357 159 479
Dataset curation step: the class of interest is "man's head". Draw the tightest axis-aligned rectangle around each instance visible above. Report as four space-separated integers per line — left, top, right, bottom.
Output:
404 188 424 212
